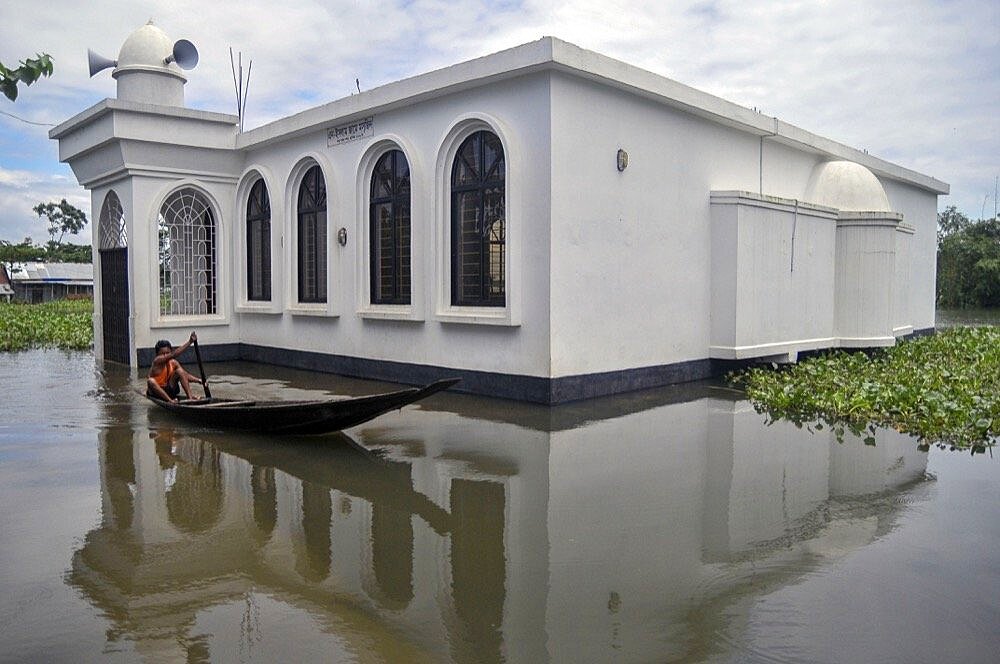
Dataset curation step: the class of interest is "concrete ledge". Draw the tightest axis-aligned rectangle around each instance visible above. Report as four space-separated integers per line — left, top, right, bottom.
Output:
549 360 714 403
711 337 839 360
838 335 896 348
240 344 552 403
907 327 936 338
710 191 839 218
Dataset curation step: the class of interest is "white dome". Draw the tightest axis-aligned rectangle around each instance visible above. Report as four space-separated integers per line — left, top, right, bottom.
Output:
804 161 891 212
114 20 185 80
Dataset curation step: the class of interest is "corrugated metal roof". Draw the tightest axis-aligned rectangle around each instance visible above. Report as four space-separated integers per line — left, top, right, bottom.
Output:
10 262 94 282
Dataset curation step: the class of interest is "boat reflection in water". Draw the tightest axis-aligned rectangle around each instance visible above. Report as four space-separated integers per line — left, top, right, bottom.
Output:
70 369 930 662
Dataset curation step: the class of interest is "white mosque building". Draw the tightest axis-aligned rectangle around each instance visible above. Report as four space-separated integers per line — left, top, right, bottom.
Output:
51 21 948 403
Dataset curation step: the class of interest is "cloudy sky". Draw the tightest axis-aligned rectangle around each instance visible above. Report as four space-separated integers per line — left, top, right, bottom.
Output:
1 0 996 245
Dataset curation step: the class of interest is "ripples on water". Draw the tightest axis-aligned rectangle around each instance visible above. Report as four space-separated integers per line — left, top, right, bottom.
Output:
0 349 998 663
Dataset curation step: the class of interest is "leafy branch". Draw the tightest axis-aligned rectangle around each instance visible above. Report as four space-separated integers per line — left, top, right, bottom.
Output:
0 53 54 101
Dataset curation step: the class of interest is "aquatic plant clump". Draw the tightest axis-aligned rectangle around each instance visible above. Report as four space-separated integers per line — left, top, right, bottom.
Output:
732 326 1000 450
0 299 94 351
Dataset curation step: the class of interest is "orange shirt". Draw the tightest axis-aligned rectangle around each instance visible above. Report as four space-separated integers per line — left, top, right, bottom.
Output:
150 359 178 387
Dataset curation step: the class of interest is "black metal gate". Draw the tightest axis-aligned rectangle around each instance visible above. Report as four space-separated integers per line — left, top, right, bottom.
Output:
100 247 130 364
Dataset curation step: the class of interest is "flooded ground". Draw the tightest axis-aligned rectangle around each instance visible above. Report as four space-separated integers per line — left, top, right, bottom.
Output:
936 307 1000 328
1 349 998 663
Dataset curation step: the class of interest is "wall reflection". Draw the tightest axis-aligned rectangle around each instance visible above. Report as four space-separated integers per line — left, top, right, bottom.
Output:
70 378 930 662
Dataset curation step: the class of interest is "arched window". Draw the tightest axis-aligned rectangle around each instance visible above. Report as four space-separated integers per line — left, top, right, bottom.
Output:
98 191 127 249
158 188 216 316
246 179 271 301
370 149 411 304
297 165 327 303
451 130 505 306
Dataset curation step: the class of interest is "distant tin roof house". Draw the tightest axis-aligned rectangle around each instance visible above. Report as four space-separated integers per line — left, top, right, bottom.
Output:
10 262 94 303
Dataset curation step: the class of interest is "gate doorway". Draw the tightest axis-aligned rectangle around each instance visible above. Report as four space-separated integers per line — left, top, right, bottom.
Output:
98 192 130 364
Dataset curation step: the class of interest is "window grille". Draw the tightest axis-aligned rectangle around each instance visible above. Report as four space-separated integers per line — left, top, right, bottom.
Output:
297 165 327 303
451 131 505 306
370 149 411 304
158 188 216 316
98 191 127 249
246 179 271 301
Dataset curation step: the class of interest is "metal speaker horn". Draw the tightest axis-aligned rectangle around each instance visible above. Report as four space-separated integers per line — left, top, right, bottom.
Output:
87 49 117 77
164 39 199 70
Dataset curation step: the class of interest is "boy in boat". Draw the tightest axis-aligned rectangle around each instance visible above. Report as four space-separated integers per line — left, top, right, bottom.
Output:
146 331 205 402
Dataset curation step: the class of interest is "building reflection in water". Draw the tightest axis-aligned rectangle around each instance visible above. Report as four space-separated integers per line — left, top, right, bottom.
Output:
70 378 930 662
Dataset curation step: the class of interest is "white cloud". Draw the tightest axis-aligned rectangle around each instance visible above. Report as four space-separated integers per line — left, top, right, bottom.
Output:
0 168 33 188
0 0 996 241
0 167 91 245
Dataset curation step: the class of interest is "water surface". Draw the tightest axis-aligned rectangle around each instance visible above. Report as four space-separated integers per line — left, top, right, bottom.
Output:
936 307 1000 328
1 350 998 663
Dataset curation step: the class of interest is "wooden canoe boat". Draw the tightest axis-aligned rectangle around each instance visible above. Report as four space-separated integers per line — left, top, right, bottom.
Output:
143 378 460 434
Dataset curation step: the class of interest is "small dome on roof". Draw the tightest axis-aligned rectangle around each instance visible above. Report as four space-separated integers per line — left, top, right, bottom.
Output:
114 20 184 79
804 160 892 212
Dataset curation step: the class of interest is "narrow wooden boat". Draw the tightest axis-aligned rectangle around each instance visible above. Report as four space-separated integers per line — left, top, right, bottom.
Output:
143 378 460 434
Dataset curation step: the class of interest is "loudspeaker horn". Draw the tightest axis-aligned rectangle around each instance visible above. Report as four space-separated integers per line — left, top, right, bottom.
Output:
87 49 117 77
164 39 199 70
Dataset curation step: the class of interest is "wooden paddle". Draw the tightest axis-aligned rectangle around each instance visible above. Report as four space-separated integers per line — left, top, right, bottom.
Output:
192 335 212 399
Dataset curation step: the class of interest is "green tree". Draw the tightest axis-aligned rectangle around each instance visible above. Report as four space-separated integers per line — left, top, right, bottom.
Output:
0 54 53 101
33 199 88 246
937 205 970 241
937 207 1000 308
0 238 44 277
45 242 92 263
0 237 91 272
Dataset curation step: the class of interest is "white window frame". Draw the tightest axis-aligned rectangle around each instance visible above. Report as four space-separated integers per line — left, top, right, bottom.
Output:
355 135 424 321
285 154 339 317
149 181 229 329
234 166 282 314
434 114 521 326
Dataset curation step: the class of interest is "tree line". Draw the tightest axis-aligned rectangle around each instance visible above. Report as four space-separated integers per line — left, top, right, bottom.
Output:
937 206 1000 308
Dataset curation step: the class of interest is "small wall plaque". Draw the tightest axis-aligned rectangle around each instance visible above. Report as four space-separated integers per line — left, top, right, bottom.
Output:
328 116 374 146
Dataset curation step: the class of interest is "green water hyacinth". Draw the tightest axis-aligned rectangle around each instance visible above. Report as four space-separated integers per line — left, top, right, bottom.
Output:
731 326 1000 451
0 299 93 352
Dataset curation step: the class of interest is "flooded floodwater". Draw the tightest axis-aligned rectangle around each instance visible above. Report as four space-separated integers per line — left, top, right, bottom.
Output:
936 307 1000 328
1 350 998 663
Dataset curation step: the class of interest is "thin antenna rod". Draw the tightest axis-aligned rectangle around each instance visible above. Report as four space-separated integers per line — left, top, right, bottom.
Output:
242 60 252 132
229 48 241 128
228 48 254 133
238 52 243 133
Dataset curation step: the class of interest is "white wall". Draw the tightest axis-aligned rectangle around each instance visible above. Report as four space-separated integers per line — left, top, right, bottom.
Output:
548 73 942 378
880 179 939 330
710 192 838 359
893 225 914 335
547 73 841 377
129 173 239 352
232 73 553 377
834 215 901 345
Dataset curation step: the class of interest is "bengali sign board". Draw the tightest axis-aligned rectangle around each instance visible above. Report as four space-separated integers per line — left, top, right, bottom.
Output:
328 117 374 146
